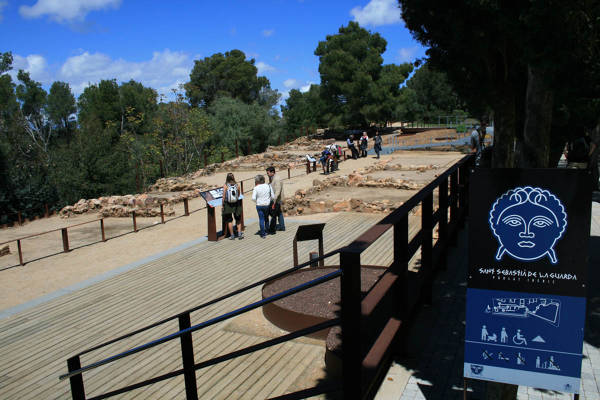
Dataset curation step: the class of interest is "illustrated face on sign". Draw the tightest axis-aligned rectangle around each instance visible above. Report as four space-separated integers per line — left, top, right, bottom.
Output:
489 187 567 264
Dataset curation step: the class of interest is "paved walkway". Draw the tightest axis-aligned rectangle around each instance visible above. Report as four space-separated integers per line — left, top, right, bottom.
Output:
378 201 600 400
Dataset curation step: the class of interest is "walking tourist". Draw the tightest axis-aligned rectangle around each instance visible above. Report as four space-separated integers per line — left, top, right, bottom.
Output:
374 131 382 159
347 135 359 159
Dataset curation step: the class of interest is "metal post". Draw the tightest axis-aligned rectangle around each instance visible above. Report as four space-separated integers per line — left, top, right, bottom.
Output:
67 356 86 400
340 248 363 398
178 313 198 400
62 228 70 252
318 236 324 267
100 219 106 242
17 239 24 266
160 204 165 224
184 198 189 216
293 237 298 266
132 211 137 232
421 194 433 305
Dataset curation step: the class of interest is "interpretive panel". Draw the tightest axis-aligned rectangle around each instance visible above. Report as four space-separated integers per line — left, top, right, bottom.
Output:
464 168 591 393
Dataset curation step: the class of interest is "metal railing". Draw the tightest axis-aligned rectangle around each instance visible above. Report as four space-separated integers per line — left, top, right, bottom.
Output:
60 153 474 399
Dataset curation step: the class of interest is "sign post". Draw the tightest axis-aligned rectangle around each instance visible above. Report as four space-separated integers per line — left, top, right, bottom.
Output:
464 169 592 394
199 188 244 241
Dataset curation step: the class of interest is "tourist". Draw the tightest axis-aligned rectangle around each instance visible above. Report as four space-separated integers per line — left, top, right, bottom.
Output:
471 125 481 165
266 166 285 233
252 174 273 238
347 134 359 159
359 131 368 157
222 173 243 240
374 131 382 159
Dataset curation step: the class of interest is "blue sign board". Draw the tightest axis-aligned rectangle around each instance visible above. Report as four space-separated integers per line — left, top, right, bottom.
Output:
465 169 591 394
464 288 585 392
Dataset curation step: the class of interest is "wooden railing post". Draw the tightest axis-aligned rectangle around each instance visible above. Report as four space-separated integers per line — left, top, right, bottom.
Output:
132 211 137 232
62 228 70 252
67 356 86 400
421 194 433 305
306 159 310 175
178 313 198 400
160 204 165 224
184 198 189 216
287 168 290 179
100 219 106 242
18 211 22 226
450 170 459 234
340 248 363 398
438 177 449 269
17 239 24 265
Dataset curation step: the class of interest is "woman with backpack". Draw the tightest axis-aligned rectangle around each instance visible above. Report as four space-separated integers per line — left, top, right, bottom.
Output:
222 173 244 240
359 131 369 157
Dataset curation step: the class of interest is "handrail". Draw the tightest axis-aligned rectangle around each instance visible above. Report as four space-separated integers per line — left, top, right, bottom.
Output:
60 268 342 381
347 153 471 253
86 319 341 400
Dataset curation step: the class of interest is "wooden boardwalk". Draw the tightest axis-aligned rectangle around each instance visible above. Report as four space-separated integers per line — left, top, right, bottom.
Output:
0 212 418 399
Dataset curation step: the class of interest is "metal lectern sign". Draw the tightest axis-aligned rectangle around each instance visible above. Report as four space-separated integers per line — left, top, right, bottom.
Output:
464 169 591 393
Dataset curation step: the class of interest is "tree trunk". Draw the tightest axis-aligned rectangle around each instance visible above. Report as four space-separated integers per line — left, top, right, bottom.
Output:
520 65 554 168
492 84 519 168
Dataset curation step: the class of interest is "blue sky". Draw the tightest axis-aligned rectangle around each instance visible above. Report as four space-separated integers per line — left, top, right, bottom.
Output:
0 0 427 104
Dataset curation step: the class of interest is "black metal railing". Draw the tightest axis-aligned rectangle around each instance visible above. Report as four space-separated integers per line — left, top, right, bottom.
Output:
60 153 474 400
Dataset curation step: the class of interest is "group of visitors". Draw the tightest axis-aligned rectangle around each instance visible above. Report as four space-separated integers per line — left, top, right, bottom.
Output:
346 131 383 159
251 166 285 238
319 143 343 174
220 166 286 240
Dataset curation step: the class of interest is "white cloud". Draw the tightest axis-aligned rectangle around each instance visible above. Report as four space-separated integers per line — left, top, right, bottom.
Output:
19 0 122 22
0 1 8 22
255 61 275 74
58 49 193 97
398 47 418 63
350 0 402 27
262 29 274 37
283 78 300 88
11 54 50 83
300 83 313 93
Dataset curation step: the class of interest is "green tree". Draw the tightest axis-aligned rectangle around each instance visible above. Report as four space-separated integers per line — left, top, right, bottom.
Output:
402 63 465 122
281 85 326 133
47 81 76 142
153 89 213 175
78 79 121 141
185 49 270 108
314 21 411 128
209 96 281 156
399 0 600 168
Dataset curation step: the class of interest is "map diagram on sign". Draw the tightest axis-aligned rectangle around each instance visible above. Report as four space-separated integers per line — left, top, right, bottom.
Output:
484 297 561 327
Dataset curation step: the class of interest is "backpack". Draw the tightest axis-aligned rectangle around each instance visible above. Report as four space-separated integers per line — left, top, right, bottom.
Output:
225 183 238 203
569 137 590 162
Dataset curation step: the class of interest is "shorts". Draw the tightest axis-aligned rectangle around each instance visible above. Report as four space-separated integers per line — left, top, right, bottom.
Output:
222 201 241 223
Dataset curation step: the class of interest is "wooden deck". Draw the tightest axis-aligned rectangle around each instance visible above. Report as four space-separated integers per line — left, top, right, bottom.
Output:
0 212 419 399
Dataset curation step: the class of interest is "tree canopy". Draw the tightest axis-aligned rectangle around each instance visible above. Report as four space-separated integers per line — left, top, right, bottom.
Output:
399 0 600 167
185 49 270 108
314 21 412 128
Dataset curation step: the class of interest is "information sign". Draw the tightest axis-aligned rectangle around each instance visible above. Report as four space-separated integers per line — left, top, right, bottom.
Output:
464 169 591 393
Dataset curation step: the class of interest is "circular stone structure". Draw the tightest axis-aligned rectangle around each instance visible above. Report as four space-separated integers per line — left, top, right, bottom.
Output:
261 265 386 340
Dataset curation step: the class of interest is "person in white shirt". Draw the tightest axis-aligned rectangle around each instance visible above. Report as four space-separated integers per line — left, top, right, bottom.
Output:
251 174 274 238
